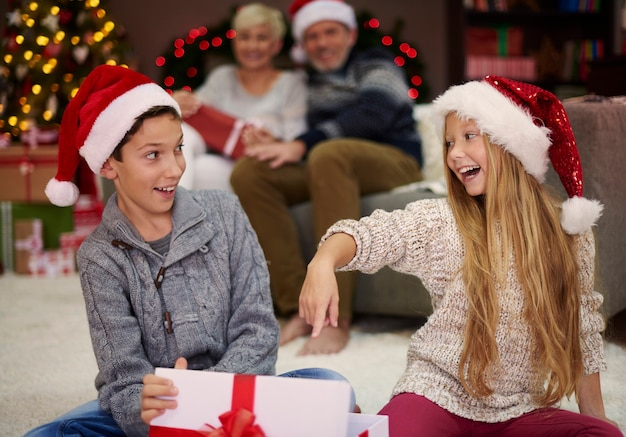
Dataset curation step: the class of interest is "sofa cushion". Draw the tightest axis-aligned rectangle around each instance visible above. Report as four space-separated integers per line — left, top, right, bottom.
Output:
291 187 442 317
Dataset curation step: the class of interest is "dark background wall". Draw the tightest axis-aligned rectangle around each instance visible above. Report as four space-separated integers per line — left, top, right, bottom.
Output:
3 1 625 99
105 0 449 99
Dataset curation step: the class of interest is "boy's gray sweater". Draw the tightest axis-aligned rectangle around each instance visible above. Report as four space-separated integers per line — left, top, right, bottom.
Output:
77 188 279 436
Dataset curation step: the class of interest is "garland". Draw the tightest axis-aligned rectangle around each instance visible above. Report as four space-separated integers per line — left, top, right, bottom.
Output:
156 9 430 103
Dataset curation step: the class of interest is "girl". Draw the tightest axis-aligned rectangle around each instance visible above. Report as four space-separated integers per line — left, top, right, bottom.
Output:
299 76 622 436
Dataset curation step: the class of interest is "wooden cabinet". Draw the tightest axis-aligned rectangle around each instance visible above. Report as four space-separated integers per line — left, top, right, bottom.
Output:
447 0 617 95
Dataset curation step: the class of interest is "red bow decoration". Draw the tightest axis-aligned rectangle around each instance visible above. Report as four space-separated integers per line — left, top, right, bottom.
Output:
149 374 265 437
199 408 265 437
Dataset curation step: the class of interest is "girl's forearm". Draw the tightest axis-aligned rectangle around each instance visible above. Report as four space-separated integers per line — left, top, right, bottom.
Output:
312 232 357 270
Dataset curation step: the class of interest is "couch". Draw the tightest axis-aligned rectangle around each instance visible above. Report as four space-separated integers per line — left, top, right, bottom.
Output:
290 104 445 319
99 101 626 320
291 100 626 320
549 99 626 319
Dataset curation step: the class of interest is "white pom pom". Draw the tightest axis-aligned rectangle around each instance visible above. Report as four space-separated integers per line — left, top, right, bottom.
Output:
560 196 604 235
45 178 80 207
290 44 308 65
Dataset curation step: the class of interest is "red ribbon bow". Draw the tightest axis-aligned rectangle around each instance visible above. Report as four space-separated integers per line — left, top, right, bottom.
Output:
200 408 265 437
149 374 266 437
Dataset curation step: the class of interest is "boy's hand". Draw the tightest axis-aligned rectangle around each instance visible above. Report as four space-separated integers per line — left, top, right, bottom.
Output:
140 357 188 425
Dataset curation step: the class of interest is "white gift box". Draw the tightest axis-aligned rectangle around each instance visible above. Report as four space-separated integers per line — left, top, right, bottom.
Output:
149 368 355 437
347 413 389 437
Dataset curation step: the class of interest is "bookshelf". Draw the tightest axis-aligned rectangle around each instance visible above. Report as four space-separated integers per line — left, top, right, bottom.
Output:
447 0 618 96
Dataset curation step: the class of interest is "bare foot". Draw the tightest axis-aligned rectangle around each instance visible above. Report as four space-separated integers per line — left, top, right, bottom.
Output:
279 314 312 345
297 320 350 356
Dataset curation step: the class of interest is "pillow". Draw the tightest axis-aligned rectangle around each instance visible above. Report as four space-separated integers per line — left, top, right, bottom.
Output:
414 104 444 182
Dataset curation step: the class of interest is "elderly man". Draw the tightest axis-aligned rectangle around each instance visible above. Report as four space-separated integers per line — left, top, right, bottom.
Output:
230 0 423 355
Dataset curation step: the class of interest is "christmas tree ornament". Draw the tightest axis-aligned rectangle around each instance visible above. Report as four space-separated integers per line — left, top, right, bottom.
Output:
41 14 60 32
15 64 29 81
72 45 90 64
7 9 22 26
42 42 62 58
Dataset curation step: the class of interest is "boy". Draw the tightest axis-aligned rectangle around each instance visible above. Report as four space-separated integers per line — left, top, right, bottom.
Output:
27 64 280 436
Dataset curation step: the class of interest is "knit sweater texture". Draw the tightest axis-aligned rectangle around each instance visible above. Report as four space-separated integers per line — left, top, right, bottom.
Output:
77 188 279 436
325 197 607 423
194 64 308 141
298 47 422 165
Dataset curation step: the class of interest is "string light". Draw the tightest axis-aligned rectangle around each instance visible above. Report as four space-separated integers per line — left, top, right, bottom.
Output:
0 0 131 136
155 15 425 101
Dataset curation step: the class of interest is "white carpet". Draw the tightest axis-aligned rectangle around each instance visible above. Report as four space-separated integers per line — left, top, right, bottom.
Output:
1 273 624 436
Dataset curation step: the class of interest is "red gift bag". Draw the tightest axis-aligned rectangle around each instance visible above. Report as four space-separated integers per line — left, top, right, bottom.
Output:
183 106 248 159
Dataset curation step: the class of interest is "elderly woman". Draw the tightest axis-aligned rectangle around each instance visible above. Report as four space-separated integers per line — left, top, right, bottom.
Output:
174 2 307 191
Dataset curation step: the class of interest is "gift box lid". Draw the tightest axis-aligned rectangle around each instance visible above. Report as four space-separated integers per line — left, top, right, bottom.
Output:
347 413 389 437
149 368 352 437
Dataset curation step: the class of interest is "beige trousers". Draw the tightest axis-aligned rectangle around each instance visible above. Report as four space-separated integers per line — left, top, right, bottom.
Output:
230 138 422 320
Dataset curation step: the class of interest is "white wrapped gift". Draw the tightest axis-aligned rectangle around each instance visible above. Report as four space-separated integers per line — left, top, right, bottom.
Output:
148 368 355 436
347 413 389 437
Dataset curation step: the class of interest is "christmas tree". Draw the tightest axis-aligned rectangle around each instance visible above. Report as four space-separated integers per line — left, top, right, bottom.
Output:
156 8 430 103
0 0 132 141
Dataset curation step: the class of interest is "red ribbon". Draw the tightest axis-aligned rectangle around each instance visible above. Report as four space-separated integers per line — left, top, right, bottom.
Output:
200 408 265 437
150 374 266 437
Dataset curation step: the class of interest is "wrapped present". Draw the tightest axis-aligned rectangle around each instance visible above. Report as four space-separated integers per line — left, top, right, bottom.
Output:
27 248 75 277
60 231 89 252
347 413 389 437
0 132 11 149
184 105 261 159
0 201 73 272
20 125 60 147
0 144 59 203
73 194 103 235
1 202 12 271
149 369 353 437
14 219 44 274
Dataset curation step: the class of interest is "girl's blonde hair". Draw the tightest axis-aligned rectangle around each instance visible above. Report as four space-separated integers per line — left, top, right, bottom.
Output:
232 3 286 41
444 116 583 407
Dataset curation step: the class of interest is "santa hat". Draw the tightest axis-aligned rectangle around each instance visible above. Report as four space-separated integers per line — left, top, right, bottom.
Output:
432 75 602 234
45 64 181 207
288 0 357 63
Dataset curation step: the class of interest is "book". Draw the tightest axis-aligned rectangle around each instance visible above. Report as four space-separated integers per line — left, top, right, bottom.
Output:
466 26 523 57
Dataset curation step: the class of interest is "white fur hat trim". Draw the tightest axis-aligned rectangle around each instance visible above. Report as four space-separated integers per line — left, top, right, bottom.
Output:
291 1 356 43
433 80 551 183
561 196 603 235
80 82 181 174
44 178 80 207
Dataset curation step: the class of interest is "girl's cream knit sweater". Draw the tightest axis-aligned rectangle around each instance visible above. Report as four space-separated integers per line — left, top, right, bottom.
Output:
324 198 606 422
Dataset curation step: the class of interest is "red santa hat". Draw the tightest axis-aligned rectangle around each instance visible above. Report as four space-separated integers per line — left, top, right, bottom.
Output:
433 75 602 234
288 0 357 63
45 64 180 207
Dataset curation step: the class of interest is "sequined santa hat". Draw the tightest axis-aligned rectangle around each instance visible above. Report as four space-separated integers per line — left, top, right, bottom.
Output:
288 0 357 63
433 75 602 234
45 64 180 207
